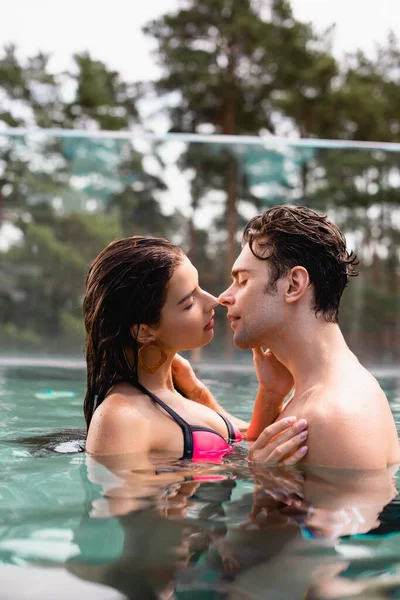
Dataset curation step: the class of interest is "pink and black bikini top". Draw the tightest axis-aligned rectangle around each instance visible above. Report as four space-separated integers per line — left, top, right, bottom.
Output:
135 381 243 461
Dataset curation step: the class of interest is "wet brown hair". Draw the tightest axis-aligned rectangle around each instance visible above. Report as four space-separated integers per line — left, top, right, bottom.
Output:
243 205 358 323
82 236 184 429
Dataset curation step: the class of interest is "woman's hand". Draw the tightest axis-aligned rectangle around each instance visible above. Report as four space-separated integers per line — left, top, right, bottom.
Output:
252 347 294 399
246 350 295 440
248 417 308 465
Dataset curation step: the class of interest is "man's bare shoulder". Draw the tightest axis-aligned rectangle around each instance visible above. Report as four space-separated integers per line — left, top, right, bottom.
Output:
310 364 387 417
301 367 396 468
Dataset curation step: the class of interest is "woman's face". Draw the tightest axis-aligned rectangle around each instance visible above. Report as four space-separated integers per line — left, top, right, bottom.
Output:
153 255 218 352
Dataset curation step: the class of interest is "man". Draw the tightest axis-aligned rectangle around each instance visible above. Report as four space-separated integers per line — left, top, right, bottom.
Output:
218 205 399 469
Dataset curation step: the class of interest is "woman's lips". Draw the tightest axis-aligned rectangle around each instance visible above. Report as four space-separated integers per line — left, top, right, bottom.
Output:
204 318 215 331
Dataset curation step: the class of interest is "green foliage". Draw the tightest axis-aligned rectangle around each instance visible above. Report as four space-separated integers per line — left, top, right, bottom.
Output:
0 46 186 352
0 2 399 361
0 322 41 350
2 212 121 340
67 52 139 130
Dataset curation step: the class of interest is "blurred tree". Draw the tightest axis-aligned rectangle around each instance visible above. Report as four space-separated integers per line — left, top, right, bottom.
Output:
0 10 399 362
1 211 121 350
144 0 341 353
66 52 139 130
62 52 168 229
0 48 180 351
0 46 69 226
302 35 400 360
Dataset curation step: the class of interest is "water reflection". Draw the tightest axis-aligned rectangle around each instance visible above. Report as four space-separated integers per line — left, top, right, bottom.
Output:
66 454 399 600
2 368 399 598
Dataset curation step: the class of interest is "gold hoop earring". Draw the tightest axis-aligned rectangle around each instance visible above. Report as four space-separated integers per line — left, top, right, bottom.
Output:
138 343 167 374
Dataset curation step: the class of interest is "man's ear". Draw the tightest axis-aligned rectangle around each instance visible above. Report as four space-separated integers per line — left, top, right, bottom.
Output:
131 324 156 345
285 266 310 304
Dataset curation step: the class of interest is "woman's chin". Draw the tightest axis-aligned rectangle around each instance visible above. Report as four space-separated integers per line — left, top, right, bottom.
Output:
179 331 214 352
203 329 215 344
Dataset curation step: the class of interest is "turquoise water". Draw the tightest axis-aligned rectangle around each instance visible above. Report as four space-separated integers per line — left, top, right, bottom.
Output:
1 362 400 599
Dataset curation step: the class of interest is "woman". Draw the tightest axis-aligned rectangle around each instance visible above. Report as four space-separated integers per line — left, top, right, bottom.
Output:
83 236 307 466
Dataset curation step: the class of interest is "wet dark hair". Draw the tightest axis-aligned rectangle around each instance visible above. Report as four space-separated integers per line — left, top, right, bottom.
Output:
243 205 359 323
83 236 184 429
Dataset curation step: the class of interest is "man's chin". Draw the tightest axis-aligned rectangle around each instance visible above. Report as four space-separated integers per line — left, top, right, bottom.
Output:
233 334 253 350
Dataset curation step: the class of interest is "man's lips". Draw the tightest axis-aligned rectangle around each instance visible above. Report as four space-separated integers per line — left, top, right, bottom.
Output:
227 314 240 329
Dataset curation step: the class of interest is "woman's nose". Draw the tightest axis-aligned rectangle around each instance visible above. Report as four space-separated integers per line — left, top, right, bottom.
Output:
203 291 218 309
209 294 219 308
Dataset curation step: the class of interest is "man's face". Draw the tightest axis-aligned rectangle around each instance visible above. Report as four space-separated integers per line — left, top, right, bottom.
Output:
218 243 286 349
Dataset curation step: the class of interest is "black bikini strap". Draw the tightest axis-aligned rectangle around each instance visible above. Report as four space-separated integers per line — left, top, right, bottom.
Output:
218 413 236 441
135 381 193 460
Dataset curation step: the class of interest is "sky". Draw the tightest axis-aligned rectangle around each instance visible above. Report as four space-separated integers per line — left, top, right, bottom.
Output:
0 0 398 82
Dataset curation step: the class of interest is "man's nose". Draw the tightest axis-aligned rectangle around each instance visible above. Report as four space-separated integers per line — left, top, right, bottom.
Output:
218 288 233 306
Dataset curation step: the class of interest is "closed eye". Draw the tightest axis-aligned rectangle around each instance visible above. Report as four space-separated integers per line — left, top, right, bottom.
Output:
239 280 248 287
184 298 195 310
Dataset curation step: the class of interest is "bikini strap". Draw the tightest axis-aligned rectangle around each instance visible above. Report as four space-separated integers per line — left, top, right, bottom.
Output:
134 381 193 459
218 413 236 441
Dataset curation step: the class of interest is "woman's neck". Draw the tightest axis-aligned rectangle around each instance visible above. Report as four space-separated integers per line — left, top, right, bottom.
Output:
138 357 175 392
123 345 176 392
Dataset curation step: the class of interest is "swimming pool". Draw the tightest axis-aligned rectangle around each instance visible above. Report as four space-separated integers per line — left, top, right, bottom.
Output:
1 361 400 599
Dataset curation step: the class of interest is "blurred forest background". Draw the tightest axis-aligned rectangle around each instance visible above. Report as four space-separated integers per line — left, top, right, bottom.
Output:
0 0 399 364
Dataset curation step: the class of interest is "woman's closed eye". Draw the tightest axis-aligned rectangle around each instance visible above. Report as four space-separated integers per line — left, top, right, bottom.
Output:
184 298 195 310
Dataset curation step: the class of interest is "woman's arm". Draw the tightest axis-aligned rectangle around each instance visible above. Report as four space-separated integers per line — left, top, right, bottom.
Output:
171 354 249 430
188 383 249 431
246 347 294 440
172 350 294 437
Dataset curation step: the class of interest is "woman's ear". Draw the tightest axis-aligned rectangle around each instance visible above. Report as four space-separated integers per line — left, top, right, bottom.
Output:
131 324 156 345
285 266 310 304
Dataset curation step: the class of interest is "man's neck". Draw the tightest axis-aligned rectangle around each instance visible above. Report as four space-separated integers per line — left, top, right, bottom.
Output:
268 319 355 397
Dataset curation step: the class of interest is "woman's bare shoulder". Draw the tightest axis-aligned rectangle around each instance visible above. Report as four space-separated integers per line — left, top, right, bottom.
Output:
86 391 150 455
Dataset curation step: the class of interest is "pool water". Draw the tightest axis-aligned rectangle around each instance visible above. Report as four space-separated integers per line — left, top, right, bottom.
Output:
1 362 400 600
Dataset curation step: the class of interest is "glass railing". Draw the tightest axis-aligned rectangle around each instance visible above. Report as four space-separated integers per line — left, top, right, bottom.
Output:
0 129 399 366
